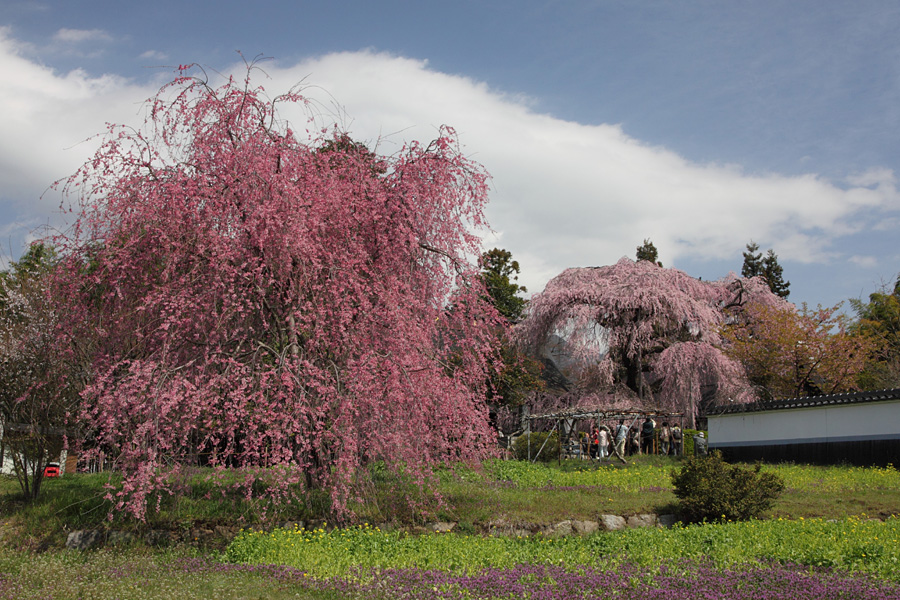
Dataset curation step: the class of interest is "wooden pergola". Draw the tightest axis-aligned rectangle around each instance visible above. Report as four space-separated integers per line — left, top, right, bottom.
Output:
522 406 685 463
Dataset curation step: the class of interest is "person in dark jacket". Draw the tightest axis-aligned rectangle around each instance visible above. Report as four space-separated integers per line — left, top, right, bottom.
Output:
640 417 656 455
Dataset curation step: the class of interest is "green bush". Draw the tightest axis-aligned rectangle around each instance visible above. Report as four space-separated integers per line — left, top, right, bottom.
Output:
512 431 560 462
671 450 785 523
681 429 702 456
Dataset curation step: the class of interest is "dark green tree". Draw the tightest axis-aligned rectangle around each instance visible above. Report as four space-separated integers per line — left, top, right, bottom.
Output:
481 248 527 322
761 249 790 299
741 242 763 278
479 249 543 429
635 238 661 266
851 276 900 388
741 242 789 299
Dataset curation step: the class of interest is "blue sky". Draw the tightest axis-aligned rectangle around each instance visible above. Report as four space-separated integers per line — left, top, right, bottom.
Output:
2 0 899 309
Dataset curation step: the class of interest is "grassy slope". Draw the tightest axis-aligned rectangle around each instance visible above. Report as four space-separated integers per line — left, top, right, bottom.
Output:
1 455 898 550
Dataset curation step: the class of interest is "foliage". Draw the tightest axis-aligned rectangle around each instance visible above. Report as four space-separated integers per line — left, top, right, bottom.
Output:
511 431 560 462
761 249 791 299
515 258 788 423
4 461 897 546
851 277 900 389
50 68 500 520
671 451 785 523
635 238 661 266
680 428 702 457
490 341 545 419
480 248 527 322
741 242 790 299
478 248 544 428
0 243 80 501
722 302 875 399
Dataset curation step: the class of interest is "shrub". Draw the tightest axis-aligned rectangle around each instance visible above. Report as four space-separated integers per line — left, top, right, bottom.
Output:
671 450 785 523
512 431 560 462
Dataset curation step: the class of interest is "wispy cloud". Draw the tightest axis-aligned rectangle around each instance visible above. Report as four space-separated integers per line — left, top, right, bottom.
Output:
52 28 113 44
139 49 168 61
849 255 878 269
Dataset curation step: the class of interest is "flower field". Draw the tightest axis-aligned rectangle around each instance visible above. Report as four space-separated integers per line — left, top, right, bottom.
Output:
4 539 900 599
226 517 900 581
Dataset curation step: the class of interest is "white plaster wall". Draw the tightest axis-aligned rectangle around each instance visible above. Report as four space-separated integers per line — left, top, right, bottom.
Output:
709 399 900 444
0 453 15 476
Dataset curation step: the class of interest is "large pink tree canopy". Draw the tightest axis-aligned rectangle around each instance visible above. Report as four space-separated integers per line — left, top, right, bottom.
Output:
51 71 500 519
515 258 788 423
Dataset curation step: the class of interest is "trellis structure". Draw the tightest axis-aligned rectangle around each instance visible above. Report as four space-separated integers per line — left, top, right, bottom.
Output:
522 406 685 463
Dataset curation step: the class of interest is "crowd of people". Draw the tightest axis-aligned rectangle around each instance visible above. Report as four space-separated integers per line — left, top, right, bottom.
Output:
580 417 684 463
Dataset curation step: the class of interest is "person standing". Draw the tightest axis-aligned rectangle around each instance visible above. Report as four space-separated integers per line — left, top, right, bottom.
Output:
589 426 600 460
597 426 609 461
640 417 656 455
659 421 671 456
612 419 628 463
671 424 683 456
629 428 641 456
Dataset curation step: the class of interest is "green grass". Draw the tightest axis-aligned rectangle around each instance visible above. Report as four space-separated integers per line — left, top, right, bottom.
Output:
0 547 346 600
430 457 900 527
0 468 315 550
225 516 900 582
1 458 898 547
1 459 899 599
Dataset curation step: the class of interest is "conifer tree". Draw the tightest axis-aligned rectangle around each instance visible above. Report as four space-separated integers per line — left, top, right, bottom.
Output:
635 238 661 266
741 242 790 299
741 242 763 278
762 249 791 299
481 248 527 322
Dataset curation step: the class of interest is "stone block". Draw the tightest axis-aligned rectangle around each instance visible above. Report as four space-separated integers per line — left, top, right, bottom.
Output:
599 514 627 531
66 530 105 550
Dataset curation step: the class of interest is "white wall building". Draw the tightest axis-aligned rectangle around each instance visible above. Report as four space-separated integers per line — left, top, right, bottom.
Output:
707 389 900 465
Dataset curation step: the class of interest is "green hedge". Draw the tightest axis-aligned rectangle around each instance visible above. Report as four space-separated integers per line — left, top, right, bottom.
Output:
512 431 560 462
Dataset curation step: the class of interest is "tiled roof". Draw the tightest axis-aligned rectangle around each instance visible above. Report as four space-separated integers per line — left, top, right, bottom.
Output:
708 388 900 415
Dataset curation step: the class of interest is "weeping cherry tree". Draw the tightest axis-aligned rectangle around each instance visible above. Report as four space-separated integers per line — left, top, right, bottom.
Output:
515 258 788 424
51 67 501 519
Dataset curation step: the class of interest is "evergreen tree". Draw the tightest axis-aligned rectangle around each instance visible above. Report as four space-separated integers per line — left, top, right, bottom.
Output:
762 249 790 299
479 248 543 431
635 238 661 266
741 242 789 299
481 248 528 321
741 242 763 278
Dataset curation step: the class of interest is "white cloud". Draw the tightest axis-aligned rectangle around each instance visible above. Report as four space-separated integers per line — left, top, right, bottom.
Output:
52 28 113 44
139 49 168 61
0 29 157 247
0 38 898 300
255 51 900 292
849 255 878 269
